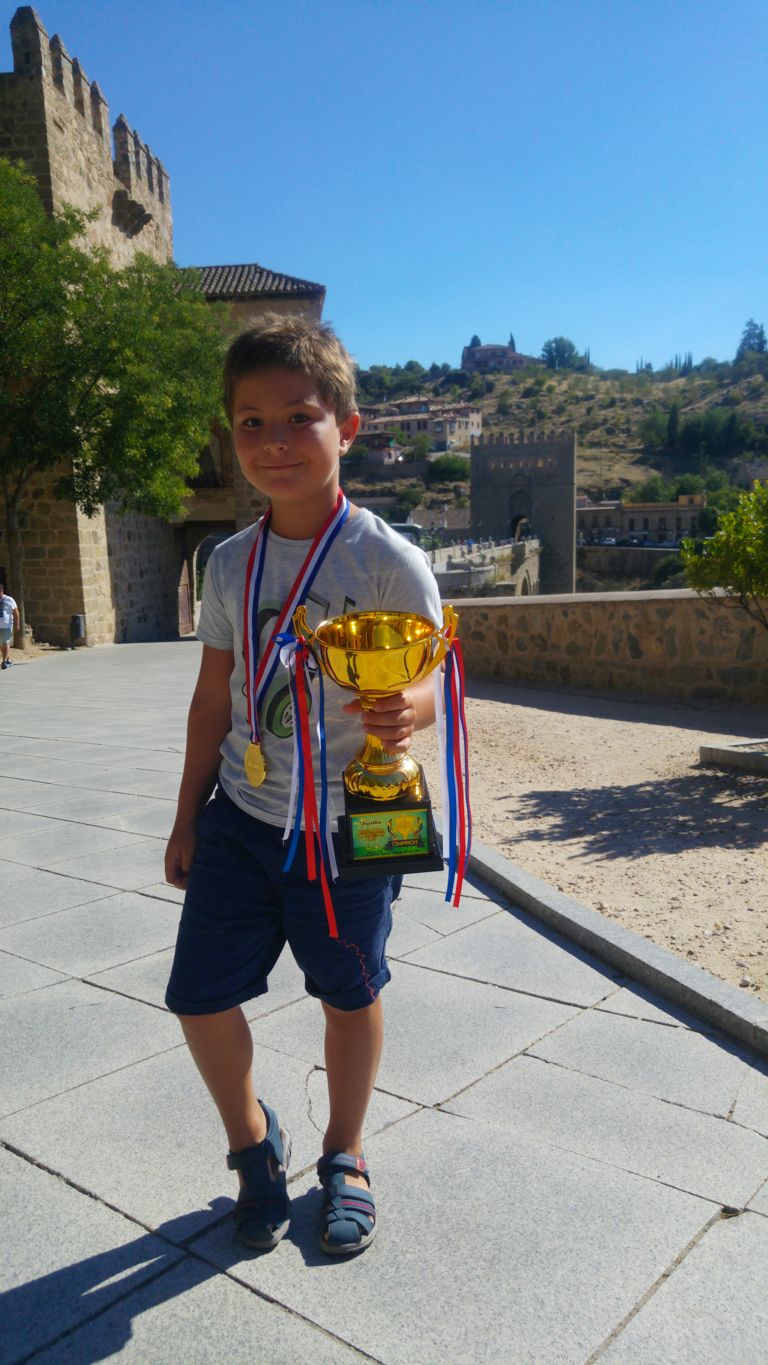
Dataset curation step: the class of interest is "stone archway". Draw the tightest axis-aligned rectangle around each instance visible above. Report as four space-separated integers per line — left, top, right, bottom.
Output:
509 489 533 541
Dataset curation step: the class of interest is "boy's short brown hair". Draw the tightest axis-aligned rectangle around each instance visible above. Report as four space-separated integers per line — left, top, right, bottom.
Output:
223 314 358 424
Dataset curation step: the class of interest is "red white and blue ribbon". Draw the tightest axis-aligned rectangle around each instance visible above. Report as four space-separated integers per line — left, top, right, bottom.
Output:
278 633 339 937
434 631 472 906
242 492 349 752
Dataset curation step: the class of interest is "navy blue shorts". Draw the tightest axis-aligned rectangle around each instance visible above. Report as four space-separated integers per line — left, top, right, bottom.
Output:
165 788 400 1015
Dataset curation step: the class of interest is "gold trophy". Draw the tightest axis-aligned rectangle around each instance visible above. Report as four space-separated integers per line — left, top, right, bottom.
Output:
293 605 458 877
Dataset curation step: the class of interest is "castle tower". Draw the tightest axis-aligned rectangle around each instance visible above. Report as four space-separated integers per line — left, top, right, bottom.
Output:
0 6 172 265
470 431 576 593
0 8 178 646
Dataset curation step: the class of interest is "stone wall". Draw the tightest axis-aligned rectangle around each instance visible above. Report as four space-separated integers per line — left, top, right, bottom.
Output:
102 508 181 644
453 590 768 705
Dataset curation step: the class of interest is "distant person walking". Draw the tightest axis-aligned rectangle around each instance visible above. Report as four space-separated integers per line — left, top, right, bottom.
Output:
0 584 19 670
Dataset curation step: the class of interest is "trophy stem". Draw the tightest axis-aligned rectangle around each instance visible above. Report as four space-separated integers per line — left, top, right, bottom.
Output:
344 732 424 802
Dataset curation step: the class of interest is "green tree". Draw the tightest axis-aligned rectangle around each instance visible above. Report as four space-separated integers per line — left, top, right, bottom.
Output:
427 454 469 483
508 332 516 351
681 481 768 632
736 318 767 361
0 159 226 635
541 336 579 370
402 433 433 462
666 402 680 448
468 334 482 349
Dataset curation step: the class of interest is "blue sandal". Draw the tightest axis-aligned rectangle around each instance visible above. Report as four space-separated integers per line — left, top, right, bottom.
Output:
227 1101 291 1250
317 1152 377 1255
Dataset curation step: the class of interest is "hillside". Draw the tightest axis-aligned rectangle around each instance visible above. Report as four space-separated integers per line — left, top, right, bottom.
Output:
356 356 768 497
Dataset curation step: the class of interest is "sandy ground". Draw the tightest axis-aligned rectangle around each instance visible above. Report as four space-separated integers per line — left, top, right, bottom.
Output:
10 644 767 1003
417 682 768 1003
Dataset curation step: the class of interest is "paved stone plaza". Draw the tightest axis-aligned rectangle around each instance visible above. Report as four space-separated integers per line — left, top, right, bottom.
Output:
1 644 767 1363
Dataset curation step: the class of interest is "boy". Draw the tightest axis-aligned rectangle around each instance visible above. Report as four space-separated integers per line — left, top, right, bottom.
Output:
164 315 442 1256
0 583 19 669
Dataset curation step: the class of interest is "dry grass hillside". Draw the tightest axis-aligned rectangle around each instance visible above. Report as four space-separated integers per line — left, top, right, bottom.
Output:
357 360 768 500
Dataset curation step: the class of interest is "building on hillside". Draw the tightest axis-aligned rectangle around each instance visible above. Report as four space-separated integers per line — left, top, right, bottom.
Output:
577 493 706 544
359 401 482 451
461 342 542 374
0 7 325 645
470 431 576 593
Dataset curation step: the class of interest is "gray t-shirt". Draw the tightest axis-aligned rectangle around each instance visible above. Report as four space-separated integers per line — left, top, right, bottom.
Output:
197 507 443 828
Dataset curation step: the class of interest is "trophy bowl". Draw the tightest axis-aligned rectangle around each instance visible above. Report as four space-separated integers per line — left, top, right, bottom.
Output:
293 605 457 802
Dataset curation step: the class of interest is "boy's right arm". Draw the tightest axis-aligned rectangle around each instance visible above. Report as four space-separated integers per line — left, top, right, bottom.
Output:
164 644 235 889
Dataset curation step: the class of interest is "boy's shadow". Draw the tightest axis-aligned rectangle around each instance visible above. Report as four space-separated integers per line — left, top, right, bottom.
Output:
2 1201 234 1365
4 1188 357 1364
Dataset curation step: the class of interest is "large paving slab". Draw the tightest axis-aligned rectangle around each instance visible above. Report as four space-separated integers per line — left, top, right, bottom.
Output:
0 891 180 976
0 979 180 1117
28 1255 368 1365
0 820 150 867
0 1145 183 1365
0 950 68 999
444 1053 768 1207
600 1211 768 1364
40 839 167 891
0 1043 416 1237
22 792 178 838
750 1178 768 1216
0 863 117 929
529 1005 764 1116
191 1107 713 1365
404 903 623 1005
594 981 704 1029
393 879 503 933
251 958 579 1105
732 1060 768 1137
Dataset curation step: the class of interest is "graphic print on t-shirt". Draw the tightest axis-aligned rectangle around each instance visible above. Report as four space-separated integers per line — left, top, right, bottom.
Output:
256 588 331 740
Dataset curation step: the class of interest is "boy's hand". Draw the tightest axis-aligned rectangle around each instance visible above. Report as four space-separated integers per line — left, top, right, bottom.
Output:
164 820 198 890
343 691 417 753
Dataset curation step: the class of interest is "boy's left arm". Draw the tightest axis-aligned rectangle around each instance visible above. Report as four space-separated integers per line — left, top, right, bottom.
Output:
343 673 436 752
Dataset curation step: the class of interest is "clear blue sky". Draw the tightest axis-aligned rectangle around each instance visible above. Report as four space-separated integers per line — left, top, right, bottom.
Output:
11 0 767 371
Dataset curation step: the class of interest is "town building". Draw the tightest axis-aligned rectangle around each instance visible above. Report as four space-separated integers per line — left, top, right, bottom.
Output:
577 493 706 544
359 401 482 451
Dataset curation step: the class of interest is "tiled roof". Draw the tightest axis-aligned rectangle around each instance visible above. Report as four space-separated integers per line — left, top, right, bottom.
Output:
189 263 325 302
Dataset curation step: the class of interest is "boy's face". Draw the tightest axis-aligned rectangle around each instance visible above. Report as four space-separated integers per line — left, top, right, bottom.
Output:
231 367 359 521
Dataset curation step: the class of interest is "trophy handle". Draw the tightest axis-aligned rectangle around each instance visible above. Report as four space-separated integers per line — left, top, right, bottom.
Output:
430 604 459 667
292 606 318 655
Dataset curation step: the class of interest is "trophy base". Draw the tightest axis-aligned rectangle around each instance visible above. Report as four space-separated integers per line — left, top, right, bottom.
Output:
337 768 444 880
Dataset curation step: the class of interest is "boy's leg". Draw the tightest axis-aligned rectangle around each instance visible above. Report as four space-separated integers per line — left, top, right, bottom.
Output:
322 996 383 1189
179 1006 267 1158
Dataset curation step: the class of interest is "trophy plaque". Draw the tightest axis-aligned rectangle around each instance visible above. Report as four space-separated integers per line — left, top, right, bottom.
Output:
293 605 458 878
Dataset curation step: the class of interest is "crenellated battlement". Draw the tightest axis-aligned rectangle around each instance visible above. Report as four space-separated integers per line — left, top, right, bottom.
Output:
472 429 575 451
2 7 172 263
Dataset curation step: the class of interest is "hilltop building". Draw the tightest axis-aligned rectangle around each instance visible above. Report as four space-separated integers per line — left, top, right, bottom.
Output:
461 341 543 374
0 7 323 645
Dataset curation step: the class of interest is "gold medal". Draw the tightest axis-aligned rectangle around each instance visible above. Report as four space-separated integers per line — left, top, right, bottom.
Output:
244 741 267 787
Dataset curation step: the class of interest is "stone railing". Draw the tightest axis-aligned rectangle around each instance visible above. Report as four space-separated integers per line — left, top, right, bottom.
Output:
451 589 768 705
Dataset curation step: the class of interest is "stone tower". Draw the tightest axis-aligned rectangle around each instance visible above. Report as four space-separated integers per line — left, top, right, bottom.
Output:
0 6 172 265
470 431 576 594
0 7 180 646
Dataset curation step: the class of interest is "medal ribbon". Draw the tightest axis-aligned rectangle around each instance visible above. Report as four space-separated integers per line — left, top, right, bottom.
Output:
243 491 349 749
278 635 339 936
433 629 472 906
